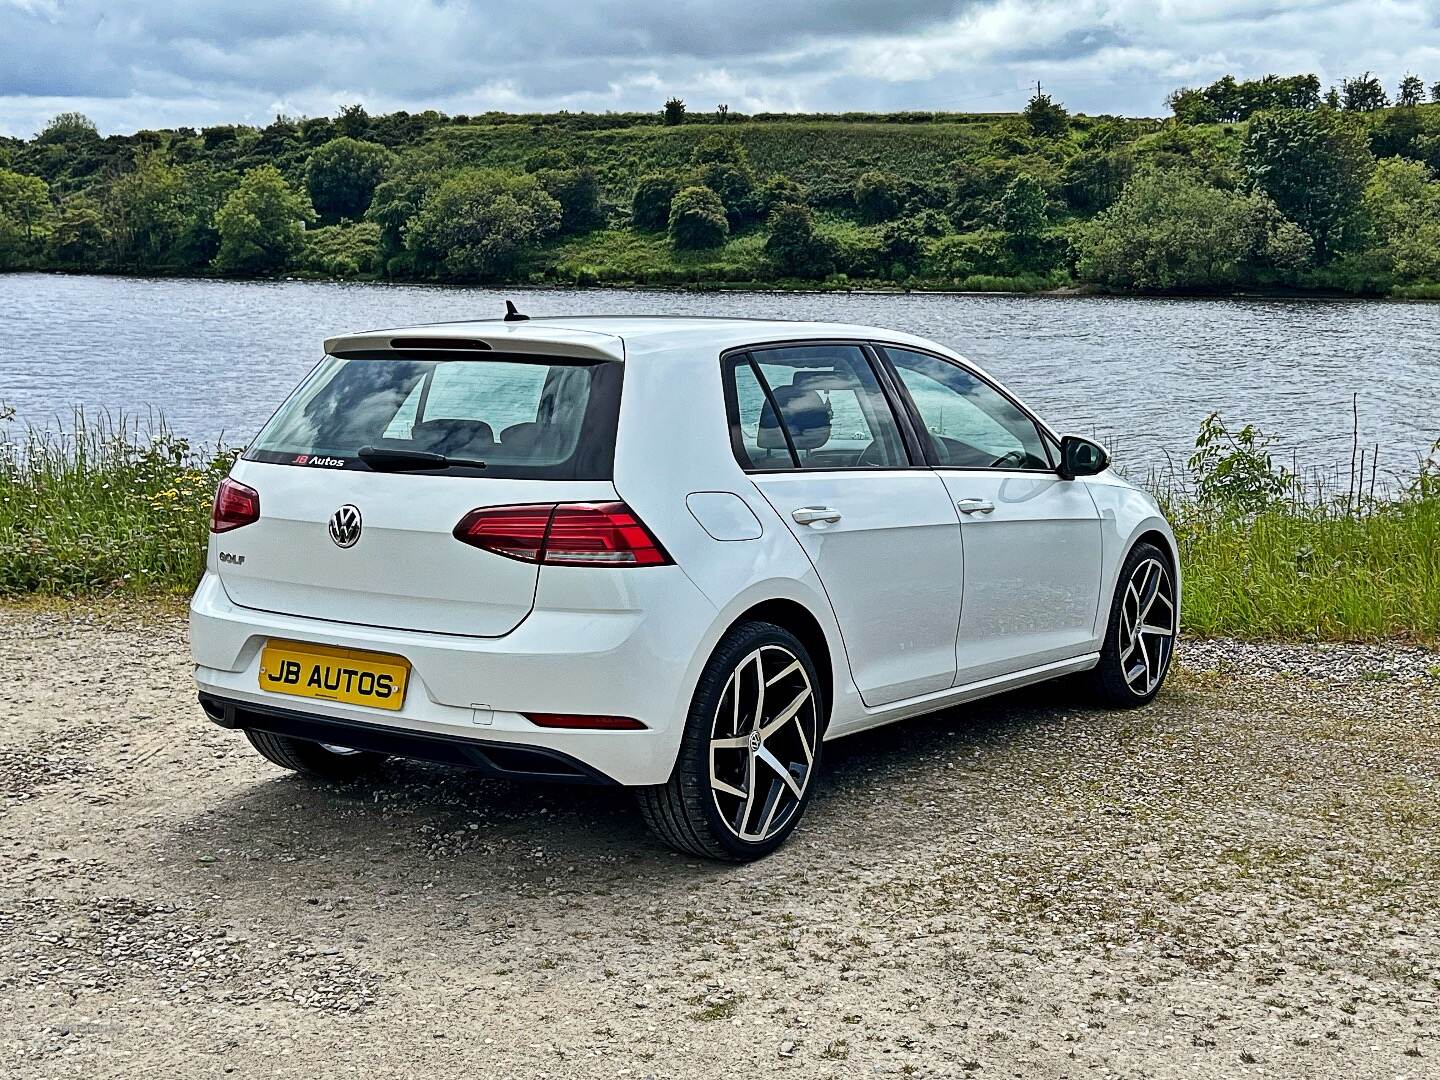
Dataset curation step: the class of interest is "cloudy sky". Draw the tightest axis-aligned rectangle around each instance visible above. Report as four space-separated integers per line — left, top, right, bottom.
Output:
3 0 1439 137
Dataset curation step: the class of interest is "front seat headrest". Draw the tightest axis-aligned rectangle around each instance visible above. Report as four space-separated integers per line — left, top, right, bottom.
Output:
759 385 831 450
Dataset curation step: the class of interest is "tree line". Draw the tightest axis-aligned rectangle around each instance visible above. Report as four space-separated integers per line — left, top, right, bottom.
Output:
3 76 1440 296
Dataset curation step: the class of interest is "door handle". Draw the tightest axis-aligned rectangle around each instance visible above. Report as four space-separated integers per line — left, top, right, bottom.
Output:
956 498 995 515
791 506 842 525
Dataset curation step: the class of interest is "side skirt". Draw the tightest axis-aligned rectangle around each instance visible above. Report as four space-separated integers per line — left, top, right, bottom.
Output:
823 653 1100 741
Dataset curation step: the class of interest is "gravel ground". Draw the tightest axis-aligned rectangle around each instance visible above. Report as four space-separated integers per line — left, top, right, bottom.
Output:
1 604 1437 1079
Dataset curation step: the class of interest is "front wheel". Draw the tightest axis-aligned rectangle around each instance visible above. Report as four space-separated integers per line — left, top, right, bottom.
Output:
637 621 824 861
1088 542 1178 707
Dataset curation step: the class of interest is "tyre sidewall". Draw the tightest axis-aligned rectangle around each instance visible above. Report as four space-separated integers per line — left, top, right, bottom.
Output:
681 621 824 861
1097 541 1176 705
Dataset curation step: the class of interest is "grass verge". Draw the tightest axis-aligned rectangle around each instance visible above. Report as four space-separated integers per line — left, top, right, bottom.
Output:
2 408 1436 642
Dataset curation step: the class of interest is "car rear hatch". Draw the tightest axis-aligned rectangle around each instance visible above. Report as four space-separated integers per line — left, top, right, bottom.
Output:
213 330 625 637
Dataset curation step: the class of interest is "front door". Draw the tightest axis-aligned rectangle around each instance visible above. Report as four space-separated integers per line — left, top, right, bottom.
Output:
878 346 1104 685
728 344 964 707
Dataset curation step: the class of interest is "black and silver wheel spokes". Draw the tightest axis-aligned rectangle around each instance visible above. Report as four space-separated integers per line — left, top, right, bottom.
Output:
708 645 819 843
1118 557 1175 696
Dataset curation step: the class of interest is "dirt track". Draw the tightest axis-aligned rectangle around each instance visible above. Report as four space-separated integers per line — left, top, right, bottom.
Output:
2 604 1438 1078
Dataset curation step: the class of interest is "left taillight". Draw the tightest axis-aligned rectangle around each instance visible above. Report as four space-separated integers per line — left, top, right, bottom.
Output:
211 477 260 533
453 502 671 567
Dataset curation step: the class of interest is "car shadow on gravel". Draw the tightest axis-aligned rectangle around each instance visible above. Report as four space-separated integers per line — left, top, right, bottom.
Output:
164 677 1115 893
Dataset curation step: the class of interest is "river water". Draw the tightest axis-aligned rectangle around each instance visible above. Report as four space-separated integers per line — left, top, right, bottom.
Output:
3 272 1437 484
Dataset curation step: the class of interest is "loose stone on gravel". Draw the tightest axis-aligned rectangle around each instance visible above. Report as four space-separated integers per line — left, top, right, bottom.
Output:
0 605 1436 1078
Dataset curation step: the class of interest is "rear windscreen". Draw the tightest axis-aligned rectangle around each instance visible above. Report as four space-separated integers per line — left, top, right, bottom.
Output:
244 352 621 479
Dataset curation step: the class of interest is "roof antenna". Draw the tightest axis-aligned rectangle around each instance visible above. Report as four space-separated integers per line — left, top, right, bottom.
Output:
504 300 529 322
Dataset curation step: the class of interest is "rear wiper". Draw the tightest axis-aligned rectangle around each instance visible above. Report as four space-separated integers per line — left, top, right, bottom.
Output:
357 446 488 471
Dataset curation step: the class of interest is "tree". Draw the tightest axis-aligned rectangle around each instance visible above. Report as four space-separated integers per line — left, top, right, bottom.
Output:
1341 72 1388 112
668 185 728 249
663 98 686 126
305 137 396 223
1166 87 1218 125
1432 81 1440 104
36 112 98 143
404 170 561 277
631 171 682 230
1399 74 1426 107
716 104 729 123
996 174 1050 266
764 202 832 278
1360 157 1440 282
689 136 756 222
1023 88 1069 139
106 152 188 264
536 165 604 234
44 196 108 264
212 164 313 274
334 104 372 140
853 170 902 223
1241 108 1374 260
1074 169 1308 290
1060 147 1134 212
0 169 50 266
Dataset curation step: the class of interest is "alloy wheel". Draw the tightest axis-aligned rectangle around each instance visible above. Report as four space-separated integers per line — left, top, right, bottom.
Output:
1118 557 1176 696
708 645 819 843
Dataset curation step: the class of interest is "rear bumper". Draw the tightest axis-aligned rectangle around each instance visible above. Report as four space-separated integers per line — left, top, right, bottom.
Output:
200 693 618 784
189 567 718 786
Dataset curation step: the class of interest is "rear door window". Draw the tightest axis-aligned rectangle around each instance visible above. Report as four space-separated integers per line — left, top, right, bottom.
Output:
245 353 620 479
725 344 909 471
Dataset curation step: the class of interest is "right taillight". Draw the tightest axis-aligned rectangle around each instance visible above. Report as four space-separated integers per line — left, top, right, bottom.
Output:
453 502 670 567
211 477 260 533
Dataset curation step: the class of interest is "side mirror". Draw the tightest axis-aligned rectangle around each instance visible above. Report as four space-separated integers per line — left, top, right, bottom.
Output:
1058 435 1109 480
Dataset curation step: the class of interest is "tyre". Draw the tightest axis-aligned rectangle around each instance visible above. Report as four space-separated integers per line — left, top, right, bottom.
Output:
637 620 824 861
244 729 388 781
1088 541 1178 707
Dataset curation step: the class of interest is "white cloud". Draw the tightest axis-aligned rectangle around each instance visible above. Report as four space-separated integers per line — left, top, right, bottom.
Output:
0 0 1437 136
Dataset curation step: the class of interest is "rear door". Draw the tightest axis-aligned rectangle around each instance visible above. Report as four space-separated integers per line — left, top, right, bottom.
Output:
216 350 622 637
728 344 964 707
877 345 1103 685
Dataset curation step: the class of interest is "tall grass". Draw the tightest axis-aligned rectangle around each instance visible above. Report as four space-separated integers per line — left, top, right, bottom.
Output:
1 406 1436 642
0 407 237 595
1150 414 1440 641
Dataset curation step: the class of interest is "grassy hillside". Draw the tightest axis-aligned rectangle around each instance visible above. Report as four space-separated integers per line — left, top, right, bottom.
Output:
1 91 1438 295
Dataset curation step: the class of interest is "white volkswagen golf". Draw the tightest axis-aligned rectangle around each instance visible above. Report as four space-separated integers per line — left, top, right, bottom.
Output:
191 312 1178 860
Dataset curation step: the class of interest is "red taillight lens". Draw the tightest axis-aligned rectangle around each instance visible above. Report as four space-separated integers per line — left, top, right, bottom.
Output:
453 502 670 567
525 712 647 730
211 477 260 533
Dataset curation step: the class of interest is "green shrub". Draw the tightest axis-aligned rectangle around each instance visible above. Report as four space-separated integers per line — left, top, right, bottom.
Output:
631 171 682 230
300 221 382 277
405 169 561 277
668 185 729 249
764 202 833 278
854 170 902 223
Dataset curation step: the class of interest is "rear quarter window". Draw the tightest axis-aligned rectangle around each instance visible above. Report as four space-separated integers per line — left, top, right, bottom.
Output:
245 352 621 480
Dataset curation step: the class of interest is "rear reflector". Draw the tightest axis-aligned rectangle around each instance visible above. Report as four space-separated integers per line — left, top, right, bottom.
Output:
211 477 260 533
525 712 647 730
453 502 670 567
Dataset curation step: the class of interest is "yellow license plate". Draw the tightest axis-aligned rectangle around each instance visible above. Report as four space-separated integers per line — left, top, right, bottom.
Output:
258 640 410 711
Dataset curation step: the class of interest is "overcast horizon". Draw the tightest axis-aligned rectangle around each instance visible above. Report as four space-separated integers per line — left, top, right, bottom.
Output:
3 0 1440 138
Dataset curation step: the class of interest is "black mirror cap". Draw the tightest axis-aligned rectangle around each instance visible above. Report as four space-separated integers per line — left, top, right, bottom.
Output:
1058 435 1109 480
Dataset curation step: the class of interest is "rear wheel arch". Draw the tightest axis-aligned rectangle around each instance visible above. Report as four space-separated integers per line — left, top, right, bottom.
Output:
727 598 834 731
